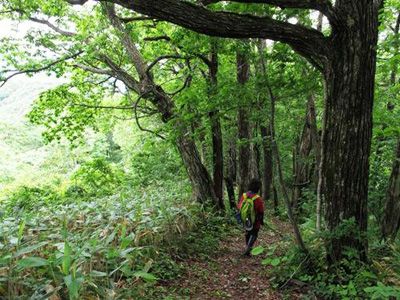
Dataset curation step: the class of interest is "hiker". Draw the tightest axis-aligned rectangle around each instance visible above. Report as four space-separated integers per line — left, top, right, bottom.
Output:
237 178 265 256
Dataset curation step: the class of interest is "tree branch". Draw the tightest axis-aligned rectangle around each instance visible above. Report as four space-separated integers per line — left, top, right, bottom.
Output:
146 54 188 73
111 0 329 67
73 63 114 76
168 74 192 96
120 16 155 23
103 3 149 80
199 0 335 20
29 17 76 36
98 54 141 91
65 0 88 5
143 35 171 42
71 103 134 110
0 51 83 87
133 94 166 139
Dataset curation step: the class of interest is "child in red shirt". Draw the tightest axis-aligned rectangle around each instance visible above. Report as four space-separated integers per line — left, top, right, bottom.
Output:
237 179 265 256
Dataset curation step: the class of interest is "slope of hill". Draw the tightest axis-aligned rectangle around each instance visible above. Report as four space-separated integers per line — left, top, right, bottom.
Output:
0 74 68 192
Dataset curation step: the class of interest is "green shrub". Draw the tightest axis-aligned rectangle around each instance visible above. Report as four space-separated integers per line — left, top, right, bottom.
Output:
3 186 60 215
71 157 124 196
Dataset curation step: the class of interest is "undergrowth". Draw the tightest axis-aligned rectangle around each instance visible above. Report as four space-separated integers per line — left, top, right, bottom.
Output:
252 214 400 299
0 191 230 299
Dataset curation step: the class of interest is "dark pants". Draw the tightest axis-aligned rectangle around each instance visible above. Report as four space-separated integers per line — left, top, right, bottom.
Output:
244 228 259 254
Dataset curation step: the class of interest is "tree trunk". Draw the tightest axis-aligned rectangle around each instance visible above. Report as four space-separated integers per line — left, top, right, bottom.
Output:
381 139 400 240
256 40 273 202
209 111 224 209
208 41 224 210
225 135 237 209
292 98 314 213
176 134 217 204
237 50 251 197
272 183 279 215
269 85 308 254
322 3 379 263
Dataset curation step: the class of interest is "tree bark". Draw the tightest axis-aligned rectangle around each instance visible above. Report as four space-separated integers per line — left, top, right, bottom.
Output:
176 134 217 204
256 40 273 202
292 100 314 213
322 2 379 263
225 136 237 209
237 50 252 197
207 41 225 210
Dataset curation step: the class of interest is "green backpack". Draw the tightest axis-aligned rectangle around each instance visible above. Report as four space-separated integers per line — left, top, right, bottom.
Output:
240 193 259 231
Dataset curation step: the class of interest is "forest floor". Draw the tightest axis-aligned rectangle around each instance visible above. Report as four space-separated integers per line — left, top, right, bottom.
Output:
159 218 299 299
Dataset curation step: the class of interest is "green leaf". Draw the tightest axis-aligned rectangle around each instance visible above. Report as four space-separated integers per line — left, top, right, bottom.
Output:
270 258 281 266
251 246 264 256
261 258 272 265
17 220 26 243
13 242 48 258
133 271 158 282
17 256 48 268
62 241 72 275
89 270 108 277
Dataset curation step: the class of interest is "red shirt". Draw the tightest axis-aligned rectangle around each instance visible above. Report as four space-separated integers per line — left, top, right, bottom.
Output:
237 192 265 230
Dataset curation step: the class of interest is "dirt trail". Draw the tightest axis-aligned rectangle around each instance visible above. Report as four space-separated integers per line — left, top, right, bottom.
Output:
162 219 295 299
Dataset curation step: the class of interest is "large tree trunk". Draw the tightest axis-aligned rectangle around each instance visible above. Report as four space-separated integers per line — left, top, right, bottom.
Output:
176 134 217 204
237 50 251 197
381 139 400 240
322 3 379 263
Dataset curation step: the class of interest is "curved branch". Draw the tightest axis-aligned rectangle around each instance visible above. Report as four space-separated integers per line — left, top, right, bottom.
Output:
133 94 166 139
168 74 193 96
146 54 188 73
112 0 329 65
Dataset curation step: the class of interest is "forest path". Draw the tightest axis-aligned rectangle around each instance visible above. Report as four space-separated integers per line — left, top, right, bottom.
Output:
161 218 295 299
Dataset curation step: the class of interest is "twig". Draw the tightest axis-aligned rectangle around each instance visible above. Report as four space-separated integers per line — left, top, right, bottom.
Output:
279 254 310 290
